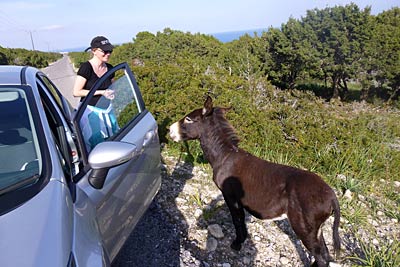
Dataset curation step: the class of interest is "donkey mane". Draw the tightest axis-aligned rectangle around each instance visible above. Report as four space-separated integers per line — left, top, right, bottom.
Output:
208 107 240 150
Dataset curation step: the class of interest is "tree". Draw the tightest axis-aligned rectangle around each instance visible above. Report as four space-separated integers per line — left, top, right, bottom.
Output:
265 18 318 89
0 48 8 65
303 4 372 99
364 7 400 100
221 34 263 82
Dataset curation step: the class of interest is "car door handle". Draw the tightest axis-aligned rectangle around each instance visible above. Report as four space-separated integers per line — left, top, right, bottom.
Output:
143 130 155 147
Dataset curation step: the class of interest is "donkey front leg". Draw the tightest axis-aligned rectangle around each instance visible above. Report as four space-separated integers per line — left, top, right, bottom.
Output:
223 193 247 251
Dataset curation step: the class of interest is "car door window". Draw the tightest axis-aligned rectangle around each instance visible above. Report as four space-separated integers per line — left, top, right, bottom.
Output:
37 80 78 178
37 74 64 111
74 63 146 162
37 74 74 121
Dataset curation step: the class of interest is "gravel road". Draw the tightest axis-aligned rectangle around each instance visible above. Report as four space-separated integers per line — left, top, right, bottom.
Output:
42 54 80 108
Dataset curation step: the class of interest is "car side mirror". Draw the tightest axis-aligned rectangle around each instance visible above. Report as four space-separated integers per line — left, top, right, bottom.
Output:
88 141 138 189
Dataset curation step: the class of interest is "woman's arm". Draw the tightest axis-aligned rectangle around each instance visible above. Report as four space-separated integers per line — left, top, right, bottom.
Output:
73 75 106 97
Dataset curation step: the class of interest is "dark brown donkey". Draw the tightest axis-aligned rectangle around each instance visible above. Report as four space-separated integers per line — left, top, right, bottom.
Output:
169 96 341 267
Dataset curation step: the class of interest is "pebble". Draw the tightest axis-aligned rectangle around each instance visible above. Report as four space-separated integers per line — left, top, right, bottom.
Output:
242 257 251 265
279 256 290 265
206 237 218 252
344 189 352 200
208 224 224 239
194 208 203 217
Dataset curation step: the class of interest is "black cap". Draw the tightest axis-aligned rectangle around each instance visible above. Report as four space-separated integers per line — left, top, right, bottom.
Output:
85 36 114 51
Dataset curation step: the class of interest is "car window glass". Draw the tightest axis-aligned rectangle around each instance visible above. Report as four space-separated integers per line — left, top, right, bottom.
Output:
38 75 63 109
37 81 77 178
79 68 142 153
0 88 41 191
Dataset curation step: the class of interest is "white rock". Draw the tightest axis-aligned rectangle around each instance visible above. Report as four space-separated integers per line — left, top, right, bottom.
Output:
208 224 224 239
344 189 352 200
394 181 400 187
194 208 203 217
279 256 290 265
329 262 342 267
222 263 231 267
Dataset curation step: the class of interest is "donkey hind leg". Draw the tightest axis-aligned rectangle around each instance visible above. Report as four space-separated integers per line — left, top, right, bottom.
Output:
290 221 330 267
223 193 247 251
319 230 332 263
309 231 331 267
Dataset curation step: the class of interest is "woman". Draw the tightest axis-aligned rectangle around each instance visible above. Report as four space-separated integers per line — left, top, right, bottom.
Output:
73 36 115 105
74 36 119 151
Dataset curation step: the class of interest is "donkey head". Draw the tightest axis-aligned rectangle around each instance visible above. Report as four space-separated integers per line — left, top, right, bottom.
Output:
169 96 214 142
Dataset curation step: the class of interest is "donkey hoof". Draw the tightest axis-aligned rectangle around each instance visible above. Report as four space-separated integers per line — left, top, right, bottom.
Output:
230 241 242 251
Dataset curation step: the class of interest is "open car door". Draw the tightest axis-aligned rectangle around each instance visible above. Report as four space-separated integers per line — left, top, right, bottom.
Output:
73 62 161 260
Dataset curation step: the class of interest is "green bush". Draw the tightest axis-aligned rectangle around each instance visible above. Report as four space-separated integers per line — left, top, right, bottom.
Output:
0 47 61 68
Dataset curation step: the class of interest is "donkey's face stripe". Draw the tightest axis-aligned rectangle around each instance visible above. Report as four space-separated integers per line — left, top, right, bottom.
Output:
169 122 182 142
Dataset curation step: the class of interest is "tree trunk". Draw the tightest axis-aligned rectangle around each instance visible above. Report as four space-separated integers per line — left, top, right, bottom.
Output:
332 75 340 99
388 87 400 102
339 78 349 100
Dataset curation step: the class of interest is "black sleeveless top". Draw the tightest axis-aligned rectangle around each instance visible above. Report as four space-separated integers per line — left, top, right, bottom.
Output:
77 61 114 107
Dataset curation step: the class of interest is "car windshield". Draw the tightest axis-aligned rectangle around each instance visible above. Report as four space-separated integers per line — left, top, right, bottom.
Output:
0 88 41 194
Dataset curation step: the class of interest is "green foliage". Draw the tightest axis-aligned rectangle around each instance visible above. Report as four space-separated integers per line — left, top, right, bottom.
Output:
349 238 400 267
302 4 372 99
68 51 91 69
0 46 61 68
265 18 318 89
363 7 400 101
220 34 264 81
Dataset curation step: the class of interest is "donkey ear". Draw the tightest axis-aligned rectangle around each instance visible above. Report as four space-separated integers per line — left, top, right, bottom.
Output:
202 96 213 116
220 106 232 115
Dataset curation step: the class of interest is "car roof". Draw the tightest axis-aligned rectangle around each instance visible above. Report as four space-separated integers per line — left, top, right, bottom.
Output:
0 65 38 85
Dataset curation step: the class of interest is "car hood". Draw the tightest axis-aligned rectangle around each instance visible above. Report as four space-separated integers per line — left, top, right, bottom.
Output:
0 179 73 267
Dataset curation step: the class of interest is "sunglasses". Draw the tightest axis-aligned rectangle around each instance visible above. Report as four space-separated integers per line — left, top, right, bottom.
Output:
98 48 113 54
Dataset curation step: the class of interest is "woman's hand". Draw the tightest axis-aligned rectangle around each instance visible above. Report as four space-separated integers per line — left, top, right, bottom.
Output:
103 89 115 100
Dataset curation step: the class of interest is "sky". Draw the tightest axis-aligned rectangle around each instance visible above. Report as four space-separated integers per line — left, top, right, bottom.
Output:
0 0 398 52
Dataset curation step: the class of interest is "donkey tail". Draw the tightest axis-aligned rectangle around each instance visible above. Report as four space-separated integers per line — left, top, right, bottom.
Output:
332 196 341 258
